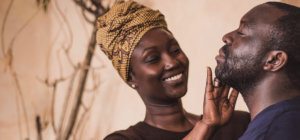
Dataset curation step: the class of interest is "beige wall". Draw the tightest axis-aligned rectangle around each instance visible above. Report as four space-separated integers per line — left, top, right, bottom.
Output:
1 0 299 139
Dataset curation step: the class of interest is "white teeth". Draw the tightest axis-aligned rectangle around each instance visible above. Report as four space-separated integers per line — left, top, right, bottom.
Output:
165 73 182 81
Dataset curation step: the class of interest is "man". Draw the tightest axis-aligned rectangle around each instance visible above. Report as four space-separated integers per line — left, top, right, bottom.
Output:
215 2 300 140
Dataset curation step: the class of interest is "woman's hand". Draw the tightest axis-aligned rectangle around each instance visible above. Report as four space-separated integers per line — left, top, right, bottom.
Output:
183 67 239 140
202 67 239 127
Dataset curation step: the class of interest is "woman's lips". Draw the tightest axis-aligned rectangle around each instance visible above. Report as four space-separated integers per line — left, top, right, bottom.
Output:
162 72 186 86
163 73 183 82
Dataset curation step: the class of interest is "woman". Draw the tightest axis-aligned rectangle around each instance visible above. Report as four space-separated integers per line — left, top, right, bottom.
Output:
96 1 250 139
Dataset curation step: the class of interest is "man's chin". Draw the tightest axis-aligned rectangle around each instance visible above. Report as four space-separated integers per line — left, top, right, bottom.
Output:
214 66 224 80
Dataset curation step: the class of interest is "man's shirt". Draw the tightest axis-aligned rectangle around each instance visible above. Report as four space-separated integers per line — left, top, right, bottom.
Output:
239 96 300 140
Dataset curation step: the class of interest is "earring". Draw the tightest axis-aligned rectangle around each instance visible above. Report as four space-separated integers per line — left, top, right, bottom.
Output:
131 84 136 88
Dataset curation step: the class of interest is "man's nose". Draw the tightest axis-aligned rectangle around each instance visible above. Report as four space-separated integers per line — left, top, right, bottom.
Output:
222 31 234 45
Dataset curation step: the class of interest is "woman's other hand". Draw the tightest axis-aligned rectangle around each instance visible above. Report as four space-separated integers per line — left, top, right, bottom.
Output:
183 67 239 140
202 67 239 127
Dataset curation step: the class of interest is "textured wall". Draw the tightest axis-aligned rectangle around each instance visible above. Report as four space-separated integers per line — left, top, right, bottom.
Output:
1 0 299 139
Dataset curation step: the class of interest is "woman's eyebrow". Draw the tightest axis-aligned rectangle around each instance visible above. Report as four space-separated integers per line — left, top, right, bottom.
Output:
142 46 157 55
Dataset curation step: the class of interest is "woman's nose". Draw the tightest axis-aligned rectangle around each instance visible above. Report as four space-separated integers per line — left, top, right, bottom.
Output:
164 54 179 71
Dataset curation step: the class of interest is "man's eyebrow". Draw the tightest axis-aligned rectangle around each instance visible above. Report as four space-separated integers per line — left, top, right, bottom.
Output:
240 20 255 29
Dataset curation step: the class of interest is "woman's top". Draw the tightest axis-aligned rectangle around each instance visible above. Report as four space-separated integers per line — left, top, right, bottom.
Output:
104 111 250 140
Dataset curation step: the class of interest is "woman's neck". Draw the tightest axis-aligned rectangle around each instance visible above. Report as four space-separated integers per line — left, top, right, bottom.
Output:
143 100 194 132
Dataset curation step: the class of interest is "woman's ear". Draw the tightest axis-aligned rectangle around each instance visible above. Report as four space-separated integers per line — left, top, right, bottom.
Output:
263 50 288 72
127 71 138 89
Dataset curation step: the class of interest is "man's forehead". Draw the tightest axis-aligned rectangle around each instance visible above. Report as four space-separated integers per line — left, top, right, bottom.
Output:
241 4 287 25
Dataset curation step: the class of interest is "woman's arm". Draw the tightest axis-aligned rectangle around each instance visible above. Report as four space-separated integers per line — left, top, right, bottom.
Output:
183 67 239 140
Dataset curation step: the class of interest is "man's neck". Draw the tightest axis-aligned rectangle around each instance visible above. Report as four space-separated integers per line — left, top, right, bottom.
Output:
143 100 193 132
242 73 300 120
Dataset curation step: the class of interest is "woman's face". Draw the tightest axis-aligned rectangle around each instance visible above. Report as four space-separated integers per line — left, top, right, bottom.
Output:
128 28 189 105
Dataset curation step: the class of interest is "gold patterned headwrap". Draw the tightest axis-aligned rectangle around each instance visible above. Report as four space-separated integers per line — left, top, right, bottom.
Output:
96 0 168 82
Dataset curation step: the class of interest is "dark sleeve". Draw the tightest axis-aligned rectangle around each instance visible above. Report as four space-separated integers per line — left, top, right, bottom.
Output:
103 129 141 140
264 111 300 140
211 110 251 140
104 133 129 140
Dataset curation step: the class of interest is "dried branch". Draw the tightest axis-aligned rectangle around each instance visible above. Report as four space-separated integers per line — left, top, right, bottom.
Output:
35 115 43 140
81 8 94 24
63 48 76 68
5 6 42 139
51 83 57 134
7 7 41 54
74 89 98 140
1 0 14 56
15 88 23 140
53 0 73 54
63 23 98 140
57 67 79 136
10 67 31 139
84 69 101 92
38 73 75 134
73 0 96 15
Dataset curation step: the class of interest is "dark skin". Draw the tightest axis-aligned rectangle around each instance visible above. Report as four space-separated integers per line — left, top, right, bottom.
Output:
128 28 239 139
219 4 300 120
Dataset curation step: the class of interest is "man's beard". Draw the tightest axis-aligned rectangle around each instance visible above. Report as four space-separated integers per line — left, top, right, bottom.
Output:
215 46 264 97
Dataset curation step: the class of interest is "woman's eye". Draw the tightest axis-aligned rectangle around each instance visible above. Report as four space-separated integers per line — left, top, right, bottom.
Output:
171 48 180 55
145 56 160 63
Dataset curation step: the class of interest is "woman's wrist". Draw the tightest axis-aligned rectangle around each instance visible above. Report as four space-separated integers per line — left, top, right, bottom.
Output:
183 120 217 140
196 120 216 133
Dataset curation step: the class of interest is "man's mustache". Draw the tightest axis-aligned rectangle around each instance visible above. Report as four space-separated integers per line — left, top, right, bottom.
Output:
221 45 228 56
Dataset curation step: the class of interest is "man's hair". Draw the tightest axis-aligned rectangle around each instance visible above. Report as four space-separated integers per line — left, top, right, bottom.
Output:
266 2 300 87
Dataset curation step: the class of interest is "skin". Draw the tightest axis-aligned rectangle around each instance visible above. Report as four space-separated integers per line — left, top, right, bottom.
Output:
128 28 194 132
127 28 239 139
217 4 300 120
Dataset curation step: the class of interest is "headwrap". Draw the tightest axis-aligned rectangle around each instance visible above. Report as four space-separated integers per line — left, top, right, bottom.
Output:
96 0 168 82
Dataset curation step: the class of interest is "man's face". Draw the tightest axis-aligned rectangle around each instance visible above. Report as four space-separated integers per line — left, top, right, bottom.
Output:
215 4 286 92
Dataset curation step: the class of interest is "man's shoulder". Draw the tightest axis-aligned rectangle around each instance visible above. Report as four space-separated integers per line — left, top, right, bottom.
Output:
263 109 300 139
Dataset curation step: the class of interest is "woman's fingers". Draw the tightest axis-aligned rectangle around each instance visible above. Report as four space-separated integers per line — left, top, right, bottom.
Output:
205 67 213 93
228 89 239 108
221 85 230 98
213 78 223 99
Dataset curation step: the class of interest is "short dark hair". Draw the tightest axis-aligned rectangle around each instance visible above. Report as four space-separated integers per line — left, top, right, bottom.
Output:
266 2 300 87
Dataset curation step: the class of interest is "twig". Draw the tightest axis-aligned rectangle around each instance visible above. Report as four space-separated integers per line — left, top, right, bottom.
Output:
73 0 96 15
10 67 30 139
6 7 42 139
84 69 101 92
81 8 94 24
56 49 64 77
63 48 76 68
45 23 64 78
57 67 79 139
36 115 43 140
51 82 58 134
75 89 98 140
1 0 14 56
15 86 23 140
63 23 98 140
53 0 73 55
7 7 41 54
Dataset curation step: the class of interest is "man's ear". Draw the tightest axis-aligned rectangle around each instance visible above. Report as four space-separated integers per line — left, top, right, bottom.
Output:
127 71 138 89
263 50 288 72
